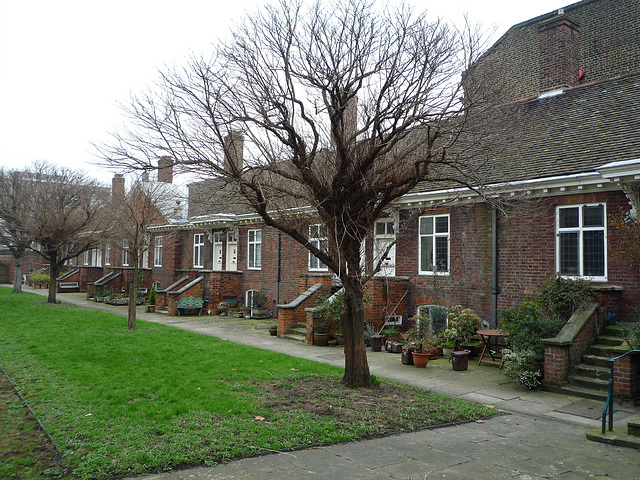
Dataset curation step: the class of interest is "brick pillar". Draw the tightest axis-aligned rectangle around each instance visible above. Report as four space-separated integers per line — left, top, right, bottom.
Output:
544 344 570 384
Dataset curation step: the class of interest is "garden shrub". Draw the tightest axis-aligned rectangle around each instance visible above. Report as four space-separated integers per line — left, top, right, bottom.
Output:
623 308 640 350
29 273 50 285
502 348 542 389
500 300 565 363
535 275 597 322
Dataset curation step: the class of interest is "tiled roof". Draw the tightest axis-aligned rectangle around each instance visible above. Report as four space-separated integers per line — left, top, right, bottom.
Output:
412 73 640 194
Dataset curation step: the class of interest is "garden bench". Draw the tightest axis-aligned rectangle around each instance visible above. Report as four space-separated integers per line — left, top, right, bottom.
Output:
60 282 79 289
177 296 204 316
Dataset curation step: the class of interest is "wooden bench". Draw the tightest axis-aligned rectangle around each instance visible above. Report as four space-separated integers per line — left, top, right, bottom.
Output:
177 296 204 316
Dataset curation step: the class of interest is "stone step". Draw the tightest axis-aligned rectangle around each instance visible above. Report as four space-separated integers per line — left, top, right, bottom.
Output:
587 344 627 358
569 374 609 392
596 335 626 347
280 333 306 343
288 327 308 336
628 418 640 437
549 384 608 402
574 364 611 381
581 354 611 369
604 324 629 337
587 424 640 449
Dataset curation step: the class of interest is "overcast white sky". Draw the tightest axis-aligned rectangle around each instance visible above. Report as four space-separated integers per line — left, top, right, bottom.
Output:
0 0 568 184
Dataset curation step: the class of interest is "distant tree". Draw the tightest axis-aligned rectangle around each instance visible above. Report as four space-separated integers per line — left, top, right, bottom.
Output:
27 162 106 304
106 177 170 330
98 0 494 387
0 168 35 293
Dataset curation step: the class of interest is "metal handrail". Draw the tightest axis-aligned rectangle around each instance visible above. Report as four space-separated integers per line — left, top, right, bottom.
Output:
602 349 640 434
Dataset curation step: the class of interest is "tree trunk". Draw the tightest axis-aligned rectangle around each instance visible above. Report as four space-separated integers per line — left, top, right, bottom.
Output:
340 277 372 388
47 253 58 304
12 252 24 293
127 256 139 330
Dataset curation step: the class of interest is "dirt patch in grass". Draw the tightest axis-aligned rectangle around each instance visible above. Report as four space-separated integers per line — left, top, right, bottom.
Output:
0 373 66 479
259 374 496 436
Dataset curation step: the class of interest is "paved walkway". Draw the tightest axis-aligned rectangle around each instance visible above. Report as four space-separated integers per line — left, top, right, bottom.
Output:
24 288 640 479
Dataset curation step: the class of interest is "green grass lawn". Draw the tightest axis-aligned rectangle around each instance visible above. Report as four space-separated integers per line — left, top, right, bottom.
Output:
0 288 496 479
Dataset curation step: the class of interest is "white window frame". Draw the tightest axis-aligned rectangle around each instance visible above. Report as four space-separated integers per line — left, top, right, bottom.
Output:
416 305 449 335
418 214 450 275
122 241 130 267
309 224 328 272
83 250 90 266
154 236 163 267
556 203 607 281
105 244 111 266
246 289 259 308
193 233 205 268
247 229 262 270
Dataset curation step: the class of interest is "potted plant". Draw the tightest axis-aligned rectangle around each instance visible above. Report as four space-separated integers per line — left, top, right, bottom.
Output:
447 305 482 357
381 328 401 342
269 325 278 336
95 289 108 302
147 285 156 312
404 324 438 368
217 302 230 316
439 327 458 357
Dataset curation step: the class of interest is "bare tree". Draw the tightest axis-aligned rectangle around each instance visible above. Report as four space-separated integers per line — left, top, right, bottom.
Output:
106 177 172 330
98 0 492 387
0 168 36 293
27 162 106 303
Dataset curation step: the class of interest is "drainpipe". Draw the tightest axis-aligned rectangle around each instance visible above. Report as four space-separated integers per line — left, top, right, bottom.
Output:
491 205 500 327
276 232 282 315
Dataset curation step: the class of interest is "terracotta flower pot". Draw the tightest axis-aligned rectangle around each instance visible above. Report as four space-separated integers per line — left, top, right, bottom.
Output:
412 352 430 368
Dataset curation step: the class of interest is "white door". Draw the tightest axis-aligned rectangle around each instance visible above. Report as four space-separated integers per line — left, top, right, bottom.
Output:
213 233 223 270
226 232 238 271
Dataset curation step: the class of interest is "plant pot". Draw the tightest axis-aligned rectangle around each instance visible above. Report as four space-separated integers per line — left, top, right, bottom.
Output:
96 296 104 302
401 348 415 365
451 350 470 371
442 346 455 358
242 309 251 319
251 307 270 319
461 344 479 359
148 305 156 313
314 333 331 346
370 335 383 352
269 327 278 336
412 352 430 368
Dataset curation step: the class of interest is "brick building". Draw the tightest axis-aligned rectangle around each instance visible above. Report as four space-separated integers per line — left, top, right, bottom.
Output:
39 1 640 338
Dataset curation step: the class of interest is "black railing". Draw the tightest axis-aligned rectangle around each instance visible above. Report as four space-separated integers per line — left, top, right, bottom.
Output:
602 349 640 434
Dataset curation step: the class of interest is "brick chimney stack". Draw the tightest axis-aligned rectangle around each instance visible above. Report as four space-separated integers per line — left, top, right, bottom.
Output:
538 11 580 93
224 131 244 173
157 156 174 183
111 174 125 202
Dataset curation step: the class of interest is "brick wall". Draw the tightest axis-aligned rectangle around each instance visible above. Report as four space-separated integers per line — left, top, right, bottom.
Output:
364 277 410 330
469 0 640 103
397 203 494 323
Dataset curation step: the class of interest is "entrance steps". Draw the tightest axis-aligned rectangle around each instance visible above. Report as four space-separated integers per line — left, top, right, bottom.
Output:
550 325 629 402
281 323 307 343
